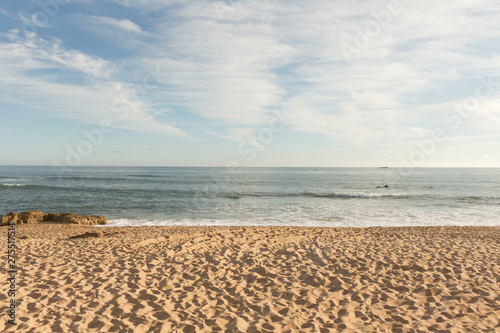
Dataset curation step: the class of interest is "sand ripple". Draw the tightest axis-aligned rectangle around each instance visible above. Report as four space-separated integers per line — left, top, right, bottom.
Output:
1 224 499 332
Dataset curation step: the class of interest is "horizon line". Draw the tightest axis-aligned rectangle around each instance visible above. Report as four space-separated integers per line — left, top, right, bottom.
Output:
0 165 499 169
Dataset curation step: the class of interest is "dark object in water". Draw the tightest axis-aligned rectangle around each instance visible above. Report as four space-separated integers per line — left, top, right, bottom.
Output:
376 185 389 188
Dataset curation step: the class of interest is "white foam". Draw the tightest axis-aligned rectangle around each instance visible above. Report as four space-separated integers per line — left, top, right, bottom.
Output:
98 210 500 228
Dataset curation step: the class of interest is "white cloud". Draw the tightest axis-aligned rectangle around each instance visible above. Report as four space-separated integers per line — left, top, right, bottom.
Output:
104 0 499 153
139 16 295 127
5 31 111 78
111 0 183 9
0 33 187 137
84 16 144 34
3 0 500 166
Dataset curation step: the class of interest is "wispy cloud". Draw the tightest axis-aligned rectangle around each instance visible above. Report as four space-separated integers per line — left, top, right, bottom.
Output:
5 32 112 79
2 0 500 166
0 8 14 19
88 16 144 34
101 0 500 145
0 32 187 137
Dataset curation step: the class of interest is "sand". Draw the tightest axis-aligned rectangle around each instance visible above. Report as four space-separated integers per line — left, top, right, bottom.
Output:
1 224 499 332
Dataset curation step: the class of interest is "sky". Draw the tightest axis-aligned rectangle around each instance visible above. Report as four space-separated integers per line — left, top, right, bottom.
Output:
0 0 499 168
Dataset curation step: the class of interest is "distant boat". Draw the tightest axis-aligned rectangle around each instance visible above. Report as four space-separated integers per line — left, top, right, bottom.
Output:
378 166 389 168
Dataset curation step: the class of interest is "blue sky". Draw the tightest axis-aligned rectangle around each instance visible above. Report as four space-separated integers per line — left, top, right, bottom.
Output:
1 0 500 167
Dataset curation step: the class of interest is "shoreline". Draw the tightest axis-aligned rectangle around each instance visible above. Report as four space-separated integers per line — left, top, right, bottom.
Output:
1 224 499 332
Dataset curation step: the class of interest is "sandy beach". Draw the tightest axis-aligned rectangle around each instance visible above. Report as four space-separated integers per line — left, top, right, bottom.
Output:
1 224 499 332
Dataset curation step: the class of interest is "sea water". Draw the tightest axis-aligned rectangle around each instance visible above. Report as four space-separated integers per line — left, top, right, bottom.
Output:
0 166 499 227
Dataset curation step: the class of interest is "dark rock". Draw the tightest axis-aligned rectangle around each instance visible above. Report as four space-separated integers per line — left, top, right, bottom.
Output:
45 213 108 225
0 212 20 226
19 211 47 223
69 232 102 239
1 211 107 226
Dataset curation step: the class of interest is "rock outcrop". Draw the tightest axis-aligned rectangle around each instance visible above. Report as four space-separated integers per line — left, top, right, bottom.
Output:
0 212 20 225
0 211 107 226
20 210 47 223
46 213 108 225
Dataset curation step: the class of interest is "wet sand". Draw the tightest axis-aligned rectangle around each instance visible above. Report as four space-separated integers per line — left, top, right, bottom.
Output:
1 224 499 332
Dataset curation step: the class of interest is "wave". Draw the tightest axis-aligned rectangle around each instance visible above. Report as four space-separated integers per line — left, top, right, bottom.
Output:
219 192 496 201
103 218 242 228
218 192 411 200
103 218 325 228
3 182 493 204
0 177 46 181
456 196 487 201
222 195 243 200
453 196 500 205
0 184 56 189
301 192 410 199
126 174 166 178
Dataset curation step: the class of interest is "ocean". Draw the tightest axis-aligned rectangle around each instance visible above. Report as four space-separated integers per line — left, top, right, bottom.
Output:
0 166 499 227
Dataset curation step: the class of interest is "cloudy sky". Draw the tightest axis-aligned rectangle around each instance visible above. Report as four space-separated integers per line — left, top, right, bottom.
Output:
1 0 499 167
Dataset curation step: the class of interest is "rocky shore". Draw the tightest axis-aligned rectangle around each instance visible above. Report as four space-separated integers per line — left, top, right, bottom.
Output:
0 211 108 226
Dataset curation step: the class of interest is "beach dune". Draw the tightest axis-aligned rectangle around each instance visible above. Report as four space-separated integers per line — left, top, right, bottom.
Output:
1 224 499 332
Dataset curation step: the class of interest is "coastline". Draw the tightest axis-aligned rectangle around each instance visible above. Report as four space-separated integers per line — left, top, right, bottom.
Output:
3 167 500 228
1 224 499 332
